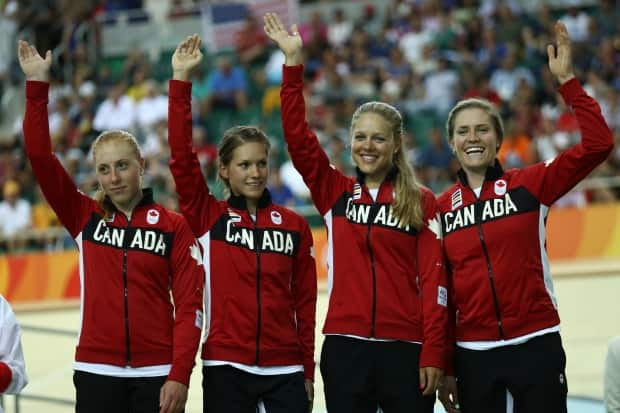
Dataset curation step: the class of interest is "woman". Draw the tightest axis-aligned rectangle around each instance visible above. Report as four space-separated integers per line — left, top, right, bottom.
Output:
436 22 613 413
19 40 204 413
264 13 448 413
168 35 317 413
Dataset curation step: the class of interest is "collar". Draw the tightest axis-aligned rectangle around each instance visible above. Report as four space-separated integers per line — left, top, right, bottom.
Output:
456 159 504 187
355 165 399 186
104 187 155 211
227 189 272 210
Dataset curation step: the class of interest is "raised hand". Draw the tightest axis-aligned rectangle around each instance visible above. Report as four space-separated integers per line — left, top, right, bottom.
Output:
263 12 303 66
547 21 574 84
17 40 51 82
172 34 203 82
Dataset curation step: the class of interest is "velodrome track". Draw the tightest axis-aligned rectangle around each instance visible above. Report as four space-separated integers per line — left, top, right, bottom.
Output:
4 262 619 413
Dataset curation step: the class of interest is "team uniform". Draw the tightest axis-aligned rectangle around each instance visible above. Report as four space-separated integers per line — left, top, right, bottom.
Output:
168 79 317 413
281 64 448 413
24 81 204 413
438 78 614 412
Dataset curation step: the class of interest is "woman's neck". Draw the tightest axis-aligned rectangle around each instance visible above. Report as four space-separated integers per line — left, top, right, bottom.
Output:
465 170 486 189
114 190 143 220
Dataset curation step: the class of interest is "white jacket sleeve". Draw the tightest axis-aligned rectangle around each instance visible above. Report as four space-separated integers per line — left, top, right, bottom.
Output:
605 336 620 413
0 295 27 394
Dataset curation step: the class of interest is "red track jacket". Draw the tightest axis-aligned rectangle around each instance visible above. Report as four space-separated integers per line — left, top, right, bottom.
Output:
438 78 613 344
24 81 204 385
280 65 448 369
168 80 317 380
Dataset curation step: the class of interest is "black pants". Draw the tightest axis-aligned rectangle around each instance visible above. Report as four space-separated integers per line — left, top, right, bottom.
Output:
202 365 308 413
455 332 568 413
73 371 170 413
320 335 435 413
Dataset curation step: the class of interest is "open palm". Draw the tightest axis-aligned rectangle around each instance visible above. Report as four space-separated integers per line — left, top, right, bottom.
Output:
17 40 51 81
263 12 302 58
171 34 203 74
547 21 574 83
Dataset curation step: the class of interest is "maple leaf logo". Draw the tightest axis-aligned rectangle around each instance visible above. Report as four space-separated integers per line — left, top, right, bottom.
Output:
427 213 442 240
189 243 203 266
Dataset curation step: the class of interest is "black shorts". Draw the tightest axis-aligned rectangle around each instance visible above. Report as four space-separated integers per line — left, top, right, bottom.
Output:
320 335 435 413
202 365 308 413
455 332 568 413
73 370 169 413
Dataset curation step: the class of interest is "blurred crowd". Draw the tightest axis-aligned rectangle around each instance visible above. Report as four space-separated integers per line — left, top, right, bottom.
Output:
1 0 620 253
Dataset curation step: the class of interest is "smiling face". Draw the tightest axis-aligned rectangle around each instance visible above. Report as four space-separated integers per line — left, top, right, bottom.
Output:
450 107 499 177
350 112 398 188
219 141 269 203
94 139 144 214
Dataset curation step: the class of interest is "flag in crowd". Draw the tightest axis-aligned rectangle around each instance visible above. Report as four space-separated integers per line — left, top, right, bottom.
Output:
201 0 298 51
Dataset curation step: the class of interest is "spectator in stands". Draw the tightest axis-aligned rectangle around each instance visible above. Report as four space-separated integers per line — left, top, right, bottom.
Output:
93 83 137 133
268 166 296 208
19 40 204 413
266 12 448 412
0 294 28 408
235 14 269 66
168 34 317 413
416 128 455 193
326 8 352 50
489 47 536 102
31 186 63 250
0 180 31 252
204 56 248 114
135 80 167 135
437 22 613 413
605 336 620 413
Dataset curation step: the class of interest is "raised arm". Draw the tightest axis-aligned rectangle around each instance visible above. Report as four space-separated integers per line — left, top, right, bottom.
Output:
168 35 221 235
264 13 349 215
19 40 93 237
522 22 613 204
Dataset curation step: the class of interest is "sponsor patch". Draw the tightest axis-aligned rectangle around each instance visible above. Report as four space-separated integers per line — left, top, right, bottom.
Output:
437 286 448 307
146 209 159 225
451 189 462 210
494 179 507 196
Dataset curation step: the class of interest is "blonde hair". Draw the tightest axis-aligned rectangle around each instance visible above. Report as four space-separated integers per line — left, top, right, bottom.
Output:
445 98 504 145
351 102 423 230
91 130 143 219
217 126 271 194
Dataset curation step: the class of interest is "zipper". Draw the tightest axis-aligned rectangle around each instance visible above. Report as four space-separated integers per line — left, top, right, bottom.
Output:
363 186 380 338
251 211 262 365
122 213 133 366
471 187 504 339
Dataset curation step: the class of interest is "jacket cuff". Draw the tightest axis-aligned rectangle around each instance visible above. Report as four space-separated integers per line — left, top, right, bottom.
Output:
169 79 192 100
282 64 304 84
26 81 49 99
0 362 12 393
420 347 446 371
558 77 583 106
304 360 315 381
167 365 191 386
